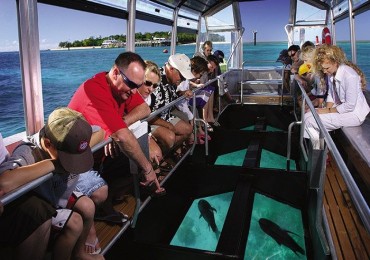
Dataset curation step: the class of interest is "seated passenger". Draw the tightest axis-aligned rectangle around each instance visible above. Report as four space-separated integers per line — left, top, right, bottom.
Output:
304 44 370 149
299 46 328 109
68 52 165 201
194 54 221 132
1 132 55 260
0 108 104 259
176 56 209 144
149 54 193 160
137 61 164 164
137 61 173 179
288 45 308 92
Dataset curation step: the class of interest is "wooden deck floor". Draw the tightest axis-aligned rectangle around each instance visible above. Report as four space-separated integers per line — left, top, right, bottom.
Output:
324 158 370 259
95 195 137 251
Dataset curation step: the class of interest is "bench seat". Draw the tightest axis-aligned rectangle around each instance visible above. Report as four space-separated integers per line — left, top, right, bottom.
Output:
341 116 370 168
335 90 370 196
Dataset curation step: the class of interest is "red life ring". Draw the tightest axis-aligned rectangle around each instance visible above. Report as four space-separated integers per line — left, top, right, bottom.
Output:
322 27 332 45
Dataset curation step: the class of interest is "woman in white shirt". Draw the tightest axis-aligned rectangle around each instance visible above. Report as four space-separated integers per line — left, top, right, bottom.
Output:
304 44 370 149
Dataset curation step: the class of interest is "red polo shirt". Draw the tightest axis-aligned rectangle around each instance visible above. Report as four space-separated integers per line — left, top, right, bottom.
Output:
69 72 144 139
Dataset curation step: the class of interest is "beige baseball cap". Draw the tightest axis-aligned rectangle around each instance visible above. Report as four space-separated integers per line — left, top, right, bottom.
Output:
44 107 93 173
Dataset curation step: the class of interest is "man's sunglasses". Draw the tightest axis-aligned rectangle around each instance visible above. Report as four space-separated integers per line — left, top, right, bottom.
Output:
144 80 159 89
118 69 143 89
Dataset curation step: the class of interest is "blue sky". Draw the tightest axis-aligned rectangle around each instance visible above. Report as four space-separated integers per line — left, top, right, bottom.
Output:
0 0 369 52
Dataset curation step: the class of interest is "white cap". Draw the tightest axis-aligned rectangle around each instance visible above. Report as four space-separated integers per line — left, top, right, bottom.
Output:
168 54 194 80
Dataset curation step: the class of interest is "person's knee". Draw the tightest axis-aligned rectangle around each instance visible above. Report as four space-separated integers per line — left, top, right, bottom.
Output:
90 185 108 205
175 121 192 136
184 122 193 136
74 197 95 221
64 212 83 238
165 132 176 147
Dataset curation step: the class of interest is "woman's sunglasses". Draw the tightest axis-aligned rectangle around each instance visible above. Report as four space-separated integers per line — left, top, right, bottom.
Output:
144 80 159 88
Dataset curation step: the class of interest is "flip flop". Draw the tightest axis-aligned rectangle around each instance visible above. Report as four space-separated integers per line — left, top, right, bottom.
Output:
94 210 129 224
85 237 101 255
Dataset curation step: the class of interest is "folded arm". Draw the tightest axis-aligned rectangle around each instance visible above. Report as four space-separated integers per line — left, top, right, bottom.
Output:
0 159 54 194
123 102 151 126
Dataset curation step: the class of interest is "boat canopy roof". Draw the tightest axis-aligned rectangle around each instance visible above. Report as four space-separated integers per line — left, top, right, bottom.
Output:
293 0 370 25
38 0 370 34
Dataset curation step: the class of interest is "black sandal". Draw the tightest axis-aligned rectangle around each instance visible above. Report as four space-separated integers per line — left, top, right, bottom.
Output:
94 210 129 224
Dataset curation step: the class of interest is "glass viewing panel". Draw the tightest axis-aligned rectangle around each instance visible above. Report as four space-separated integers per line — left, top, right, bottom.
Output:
292 27 326 46
88 0 127 10
178 17 198 30
0 0 25 138
170 192 234 251
179 6 200 20
332 0 349 18
137 0 173 20
205 4 236 31
353 0 370 9
295 0 326 25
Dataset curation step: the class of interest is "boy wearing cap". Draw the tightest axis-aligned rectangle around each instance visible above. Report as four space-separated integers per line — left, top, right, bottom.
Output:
0 108 104 260
149 54 193 156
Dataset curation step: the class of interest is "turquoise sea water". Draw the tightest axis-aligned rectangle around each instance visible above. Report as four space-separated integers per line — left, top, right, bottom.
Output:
0 42 369 138
245 193 306 259
170 191 233 251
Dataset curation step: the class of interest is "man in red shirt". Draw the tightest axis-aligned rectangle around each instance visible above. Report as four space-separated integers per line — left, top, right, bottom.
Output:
69 52 164 198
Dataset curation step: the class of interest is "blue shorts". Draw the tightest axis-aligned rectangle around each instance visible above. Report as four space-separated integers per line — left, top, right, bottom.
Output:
75 170 106 197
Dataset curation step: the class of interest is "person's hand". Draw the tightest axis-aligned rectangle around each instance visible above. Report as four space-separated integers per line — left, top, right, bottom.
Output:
140 168 165 194
298 80 307 88
104 141 121 158
316 108 329 114
0 190 4 216
184 90 193 99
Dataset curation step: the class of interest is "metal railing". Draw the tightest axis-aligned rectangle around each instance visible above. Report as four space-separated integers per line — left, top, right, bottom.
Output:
292 81 370 234
1 76 220 210
226 27 245 69
0 138 112 206
239 61 286 105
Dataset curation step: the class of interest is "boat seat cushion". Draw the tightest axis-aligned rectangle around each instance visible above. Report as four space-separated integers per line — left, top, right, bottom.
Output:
341 92 370 167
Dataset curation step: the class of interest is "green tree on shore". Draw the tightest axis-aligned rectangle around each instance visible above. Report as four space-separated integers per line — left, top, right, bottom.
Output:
58 31 224 48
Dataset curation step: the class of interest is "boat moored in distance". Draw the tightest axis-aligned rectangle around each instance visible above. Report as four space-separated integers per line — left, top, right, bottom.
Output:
101 39 125 48
1 0 370 259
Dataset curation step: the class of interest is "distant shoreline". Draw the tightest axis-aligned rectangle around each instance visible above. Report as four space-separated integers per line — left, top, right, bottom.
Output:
48 42 233 51
49 46 102 51
1 40 368 53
